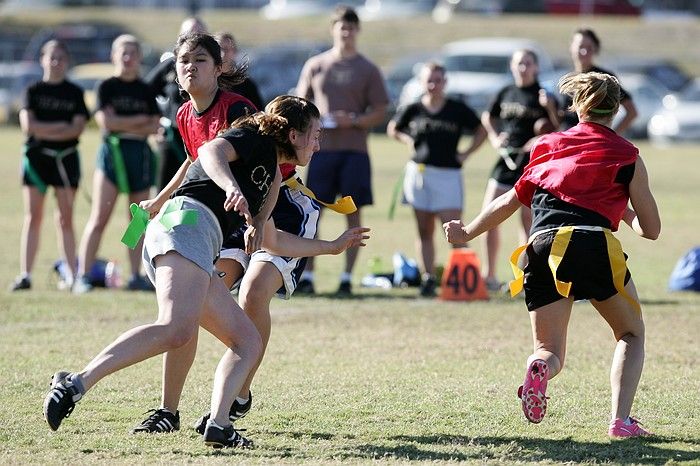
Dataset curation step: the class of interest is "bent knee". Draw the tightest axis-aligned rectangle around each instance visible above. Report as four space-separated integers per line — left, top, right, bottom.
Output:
158 324 198 349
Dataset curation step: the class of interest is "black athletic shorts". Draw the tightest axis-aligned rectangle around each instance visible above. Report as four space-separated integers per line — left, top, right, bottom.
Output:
523 229 631 311
22 145 80 189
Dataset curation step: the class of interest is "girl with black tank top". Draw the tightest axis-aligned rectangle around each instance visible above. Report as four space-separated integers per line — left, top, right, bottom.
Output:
480 49 560 291
12 40 89 292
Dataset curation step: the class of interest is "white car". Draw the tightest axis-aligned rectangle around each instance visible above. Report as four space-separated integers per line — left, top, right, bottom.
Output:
648 78 700 144
398 37 555 114
611 73 668 139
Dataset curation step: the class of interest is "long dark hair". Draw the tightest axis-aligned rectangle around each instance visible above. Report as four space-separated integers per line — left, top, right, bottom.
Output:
233 95 320 161
174 32 248 100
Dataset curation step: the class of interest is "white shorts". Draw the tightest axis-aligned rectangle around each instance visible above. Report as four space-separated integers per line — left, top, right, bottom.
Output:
219 181 320 299
403 161 463 212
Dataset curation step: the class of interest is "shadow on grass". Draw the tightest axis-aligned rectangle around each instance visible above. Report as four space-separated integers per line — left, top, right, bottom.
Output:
336 434 700 464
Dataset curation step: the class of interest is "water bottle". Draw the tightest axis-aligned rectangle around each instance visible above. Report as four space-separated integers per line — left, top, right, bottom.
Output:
105 261 122 288
360 275 392 290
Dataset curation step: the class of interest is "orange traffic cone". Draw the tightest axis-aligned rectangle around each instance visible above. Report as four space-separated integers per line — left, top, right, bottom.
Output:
440 248 488 301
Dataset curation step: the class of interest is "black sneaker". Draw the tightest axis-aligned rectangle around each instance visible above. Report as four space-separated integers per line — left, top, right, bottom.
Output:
295 278 315 295
10 276 31 291
43 371 82 431
132 408 180 433
203 420 252 449
419 276 437 297
336 280 352 295
194 392 252 435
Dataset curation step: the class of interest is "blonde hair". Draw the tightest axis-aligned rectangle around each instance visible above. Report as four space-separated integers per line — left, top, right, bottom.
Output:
111 34 141 55
559 71 620 120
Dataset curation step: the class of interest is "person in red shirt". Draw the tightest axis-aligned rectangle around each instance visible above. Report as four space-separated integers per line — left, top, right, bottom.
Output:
444 71 660 438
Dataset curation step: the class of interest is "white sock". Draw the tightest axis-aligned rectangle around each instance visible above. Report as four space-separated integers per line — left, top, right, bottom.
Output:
301 271 314 281
340 272 351 283
21 272 31 280
235 396 249 405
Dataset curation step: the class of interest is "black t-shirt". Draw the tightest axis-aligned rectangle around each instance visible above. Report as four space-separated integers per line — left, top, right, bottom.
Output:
488 82 552 149
145 57 184 126
391 98 481 168
230 78 264 112
561 65 632 129
530 161 634 234
22 80 90 149
96 76 160 126
173 127 278 238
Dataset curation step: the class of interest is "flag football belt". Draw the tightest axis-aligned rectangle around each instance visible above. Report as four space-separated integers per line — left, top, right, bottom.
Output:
107 135 131 194
22 144 77 194
508 225 641 314
121 197 198 249
283 177 356 214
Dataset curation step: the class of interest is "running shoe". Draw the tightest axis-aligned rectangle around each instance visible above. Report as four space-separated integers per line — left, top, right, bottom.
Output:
609 417 653 438
132 408 180 433
10 276 31 291
43 371 82 431
517 359 549 423
126 275 155 291
484 276 503 292
194 392 252 434
203 419 252 449
419 275 437 297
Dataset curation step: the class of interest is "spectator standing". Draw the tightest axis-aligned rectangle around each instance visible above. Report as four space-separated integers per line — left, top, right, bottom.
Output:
295 4 389 295
215 31 264 110
480 49 559 291
387 62 486 297
12 40 89 291
562 28 638 134
73 34 161 293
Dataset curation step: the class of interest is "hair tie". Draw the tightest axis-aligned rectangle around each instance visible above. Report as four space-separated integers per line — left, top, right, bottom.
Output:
589 108 614 114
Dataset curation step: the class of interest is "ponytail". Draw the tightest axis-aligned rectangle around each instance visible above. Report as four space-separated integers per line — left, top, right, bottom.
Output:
559 71 620 120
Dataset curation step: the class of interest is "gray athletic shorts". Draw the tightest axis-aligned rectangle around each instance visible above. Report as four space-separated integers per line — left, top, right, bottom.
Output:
403 161 463 212
142 196 223 285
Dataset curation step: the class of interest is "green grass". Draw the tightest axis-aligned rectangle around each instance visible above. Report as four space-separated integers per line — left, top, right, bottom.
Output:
0 124 699 464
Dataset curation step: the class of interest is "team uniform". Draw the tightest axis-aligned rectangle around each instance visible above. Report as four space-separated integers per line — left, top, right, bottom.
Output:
95 77 161 193
390 98 481 212
143 127 277 283
560 66 632 130
297 50 389 207
221 167 320 298
512 121 639 312
487 82 554 189
21 80 89 192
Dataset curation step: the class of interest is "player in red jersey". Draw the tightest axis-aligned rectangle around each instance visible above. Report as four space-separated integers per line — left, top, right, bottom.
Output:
445 72 660 437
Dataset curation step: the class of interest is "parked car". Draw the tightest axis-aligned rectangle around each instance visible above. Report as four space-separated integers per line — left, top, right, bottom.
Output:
398 37 555 114
648 77 700 144
611 58 693 94
611 73 668 138
358 0 436 21
260 0 362 19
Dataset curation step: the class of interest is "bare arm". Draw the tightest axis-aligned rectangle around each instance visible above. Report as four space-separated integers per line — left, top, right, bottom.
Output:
624 157 661 240
262 220 370 257
457 125 488 164
334 105 387 130
481 111 507 148
140 159 192 216
444 188 521 244
198 137 251 222
386 119 414 146
19 110 87 141
613 99 638 135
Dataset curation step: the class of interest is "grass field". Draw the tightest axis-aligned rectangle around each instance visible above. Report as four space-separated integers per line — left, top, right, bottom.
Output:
0 122 699 464
1 7 700 464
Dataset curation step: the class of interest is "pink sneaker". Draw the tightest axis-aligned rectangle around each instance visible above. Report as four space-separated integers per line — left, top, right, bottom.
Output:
517 359 549 423
608 417 653 438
